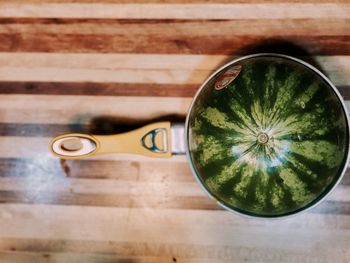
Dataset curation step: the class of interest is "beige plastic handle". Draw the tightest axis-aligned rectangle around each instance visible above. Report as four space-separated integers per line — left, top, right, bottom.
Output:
50 122 172 159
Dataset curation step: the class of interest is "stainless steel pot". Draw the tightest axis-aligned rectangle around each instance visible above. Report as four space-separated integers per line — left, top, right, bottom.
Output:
51 54 350 218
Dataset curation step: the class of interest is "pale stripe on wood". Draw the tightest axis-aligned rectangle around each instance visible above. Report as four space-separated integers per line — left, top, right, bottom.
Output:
0 177 205 197
0 67 210 85
0 243 347 263
1 54 349 86
0 204 350 249
0 158 193 182
1 204 349 233
0 95 191 124
0 52 227 70
0 3 349 19
329 185 350 202
1 52 349 72
0 177 348 202
1 19 348 37
1 0 349 3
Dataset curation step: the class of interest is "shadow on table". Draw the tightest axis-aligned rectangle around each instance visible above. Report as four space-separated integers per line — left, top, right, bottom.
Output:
231 37 327 75
69 38 342 135
77 39 324 134
82 114 186 135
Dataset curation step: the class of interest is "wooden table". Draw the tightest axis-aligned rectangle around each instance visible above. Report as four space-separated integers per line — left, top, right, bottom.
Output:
0 1 350 262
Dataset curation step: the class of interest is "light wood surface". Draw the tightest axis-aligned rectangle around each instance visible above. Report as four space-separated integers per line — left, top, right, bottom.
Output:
0 1 350 262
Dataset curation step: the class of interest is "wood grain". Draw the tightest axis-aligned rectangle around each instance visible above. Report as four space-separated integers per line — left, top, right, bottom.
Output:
3 19 348 36
1 1 350 263
2 82 350 99
1 54 349 85
0 95 191 124
1 0 350 2
3 96 350 125
1 3 349 19
0 53 349 77
0 82 199 97
2 32 350 55
1 19 350 55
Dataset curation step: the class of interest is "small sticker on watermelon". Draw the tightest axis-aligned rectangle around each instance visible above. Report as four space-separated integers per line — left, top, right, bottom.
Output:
215 65 242 90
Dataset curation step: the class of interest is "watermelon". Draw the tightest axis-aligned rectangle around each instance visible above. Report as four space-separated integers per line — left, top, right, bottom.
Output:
187 55 349 217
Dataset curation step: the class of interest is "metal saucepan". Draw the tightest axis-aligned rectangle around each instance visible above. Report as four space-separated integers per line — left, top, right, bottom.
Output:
51 54 349 218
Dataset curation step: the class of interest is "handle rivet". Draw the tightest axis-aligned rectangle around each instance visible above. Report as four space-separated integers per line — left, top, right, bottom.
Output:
60 138 83 152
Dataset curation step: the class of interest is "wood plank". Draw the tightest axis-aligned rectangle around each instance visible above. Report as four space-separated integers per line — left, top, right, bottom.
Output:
0 53 228 70
2 95 350 125
0 241 348 263
2 32 349 55
1 0 349 3
0 82 199 97
0 54 349 85
0 54 349 90
0 252 174 263
1 53 349 72
0 190 220 210
0 121 187 137
0 123 91 137
329 185 350 202
0 3 349 19
0 158 192 181
1 82 349 99
0 67 209 84
1 19 348 37
0 177 204 196
0 205 349 236
1 205 350 249
0 95 191 124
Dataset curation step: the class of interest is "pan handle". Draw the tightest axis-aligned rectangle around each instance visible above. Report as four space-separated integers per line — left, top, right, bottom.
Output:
50 122 172 159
